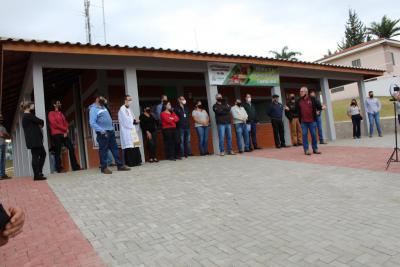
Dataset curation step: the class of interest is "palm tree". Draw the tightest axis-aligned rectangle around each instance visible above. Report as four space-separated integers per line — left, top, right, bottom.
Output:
367 15 400 39
269 46 302 61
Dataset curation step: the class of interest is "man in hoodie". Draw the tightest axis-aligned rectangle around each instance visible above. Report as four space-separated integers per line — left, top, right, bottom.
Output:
89 95 130 174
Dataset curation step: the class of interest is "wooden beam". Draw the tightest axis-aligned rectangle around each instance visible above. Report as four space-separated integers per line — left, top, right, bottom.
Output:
2 42 384 77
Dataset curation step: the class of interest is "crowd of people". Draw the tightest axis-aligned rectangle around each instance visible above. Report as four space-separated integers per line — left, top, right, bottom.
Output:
3 86 392 181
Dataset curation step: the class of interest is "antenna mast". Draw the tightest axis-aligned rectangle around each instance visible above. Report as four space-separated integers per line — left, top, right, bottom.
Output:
102 0 107 44
84 0 92 44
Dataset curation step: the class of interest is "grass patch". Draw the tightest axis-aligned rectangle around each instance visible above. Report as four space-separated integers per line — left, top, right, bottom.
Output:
332 96 394 122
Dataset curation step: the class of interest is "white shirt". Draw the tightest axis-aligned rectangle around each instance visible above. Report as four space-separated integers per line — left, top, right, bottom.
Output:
348 105 361 116
118 105 137 149
231 105 248 124
365 98 381 114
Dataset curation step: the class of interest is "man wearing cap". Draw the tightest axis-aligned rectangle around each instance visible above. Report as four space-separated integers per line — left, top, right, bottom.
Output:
0 115 11 179
267 94 287 149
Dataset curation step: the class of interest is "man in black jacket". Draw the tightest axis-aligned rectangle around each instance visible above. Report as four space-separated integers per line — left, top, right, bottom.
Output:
295 87 322 155
267 95 287 148
175 96 192 157
243 94 260 150
213 93 235 156
20 101 47 180
285 93 303 146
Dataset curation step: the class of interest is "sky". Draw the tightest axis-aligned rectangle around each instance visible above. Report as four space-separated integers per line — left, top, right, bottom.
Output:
0 0 399 61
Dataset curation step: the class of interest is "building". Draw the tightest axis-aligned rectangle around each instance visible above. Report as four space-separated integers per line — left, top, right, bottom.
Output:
317 38 400 100
0 38 384 177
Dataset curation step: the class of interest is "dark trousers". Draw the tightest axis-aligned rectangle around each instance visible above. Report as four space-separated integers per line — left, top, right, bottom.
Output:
144 130 157 159
30 146 46 178
247 122 258 149
52 134 80 172
351 115 361 138
271 118 285 147
162 128 180 160
96 130 123 170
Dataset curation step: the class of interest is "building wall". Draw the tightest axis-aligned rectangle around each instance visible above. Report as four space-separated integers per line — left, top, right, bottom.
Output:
325 44 400 101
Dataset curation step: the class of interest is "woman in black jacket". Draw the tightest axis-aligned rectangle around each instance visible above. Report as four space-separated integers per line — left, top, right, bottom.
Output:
21 101 47 181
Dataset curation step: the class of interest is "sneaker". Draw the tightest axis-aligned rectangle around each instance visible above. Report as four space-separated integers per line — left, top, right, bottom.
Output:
227 151 236 155
238 151 244 154
101 168 113 174
254 147 262 150
313 150 322 154
379 134 383 137
0 175 11 180
117 165 131 171
320 141 328 145
220 152 225 156
34 176 47 181
244 149 251 153
305 150 312 156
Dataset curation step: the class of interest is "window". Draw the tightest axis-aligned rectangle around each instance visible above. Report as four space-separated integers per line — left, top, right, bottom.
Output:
331 87 344 94
256 99 273 123
391 52 396 65
351 59 361 67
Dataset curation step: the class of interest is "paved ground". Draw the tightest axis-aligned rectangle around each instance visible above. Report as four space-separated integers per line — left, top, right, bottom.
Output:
2 135 400 266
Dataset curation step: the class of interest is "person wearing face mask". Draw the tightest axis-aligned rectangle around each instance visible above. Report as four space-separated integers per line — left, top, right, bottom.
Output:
295 87 322 155
140 105 159 162
160 102 180 161
267 95 287 149
89 95 131 174
231 99 250 153
213 94 235 156
155 95 168 122
285 93 303 146
118 95 142 167
365 91 382 137
20 101 47 180
175 96 192 157
48 99 81 173
192 100 210 156
309 91 327 145
347 99 362 139
243 94 260 150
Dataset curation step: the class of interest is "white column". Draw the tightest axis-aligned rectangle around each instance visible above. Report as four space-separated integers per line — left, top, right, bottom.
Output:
124 67 145 161
320 78 336 141
12 130 19 177
272 86 292 146
204 72 219 155
32 64 51 175
357 80 369 136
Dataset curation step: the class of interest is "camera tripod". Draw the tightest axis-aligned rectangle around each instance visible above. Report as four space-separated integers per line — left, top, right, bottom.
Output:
386 100 400 170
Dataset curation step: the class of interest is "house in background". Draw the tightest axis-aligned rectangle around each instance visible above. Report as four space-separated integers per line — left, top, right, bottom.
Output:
317 38 400 101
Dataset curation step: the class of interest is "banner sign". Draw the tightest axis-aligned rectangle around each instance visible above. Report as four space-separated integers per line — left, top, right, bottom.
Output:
207 62 279 87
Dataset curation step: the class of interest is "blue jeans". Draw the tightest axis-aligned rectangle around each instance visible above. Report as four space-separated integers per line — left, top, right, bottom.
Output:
234 123 250 152
301 122 318 153
96 130 123 170
0 144 6 176
195 126 209 155
368 112 382 136
217 123 232 153
247 122 258 149
107 149 114 166
316 115 324 142
179 128 192 156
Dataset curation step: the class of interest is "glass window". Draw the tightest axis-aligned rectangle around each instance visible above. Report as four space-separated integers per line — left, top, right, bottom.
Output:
391 52 396 65
351 59 361 67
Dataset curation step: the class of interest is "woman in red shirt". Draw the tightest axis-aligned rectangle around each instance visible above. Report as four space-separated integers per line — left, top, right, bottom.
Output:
160 102 181 161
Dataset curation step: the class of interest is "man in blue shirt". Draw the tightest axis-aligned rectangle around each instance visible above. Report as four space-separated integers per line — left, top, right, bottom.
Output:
267 94 287 149
155 95 168 122
89 95 130 174
365 90 382 137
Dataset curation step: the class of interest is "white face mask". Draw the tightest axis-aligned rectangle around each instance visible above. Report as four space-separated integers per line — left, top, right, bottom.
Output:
128 100 133 105
246 98 251 103
182 100 187 105
166 104 172 110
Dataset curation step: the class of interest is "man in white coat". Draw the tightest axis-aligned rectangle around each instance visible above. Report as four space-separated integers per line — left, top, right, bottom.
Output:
118 95 142 167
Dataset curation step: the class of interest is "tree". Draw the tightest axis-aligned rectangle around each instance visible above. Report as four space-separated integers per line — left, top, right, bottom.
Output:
368 15 400 39
269 46 302 61
338 9 367 50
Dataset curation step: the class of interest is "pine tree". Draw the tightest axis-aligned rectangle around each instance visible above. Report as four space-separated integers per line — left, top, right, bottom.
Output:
338 9 367 50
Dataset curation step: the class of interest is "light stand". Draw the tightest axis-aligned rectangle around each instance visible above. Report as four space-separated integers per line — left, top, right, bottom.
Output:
386 99 400 170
